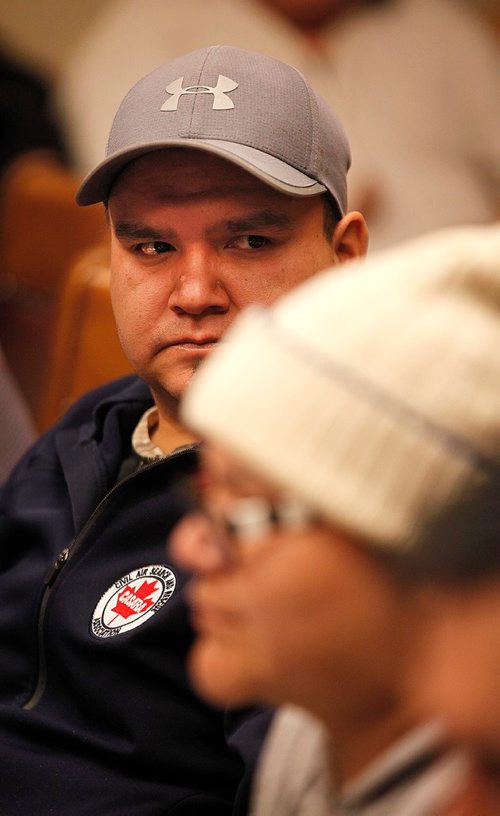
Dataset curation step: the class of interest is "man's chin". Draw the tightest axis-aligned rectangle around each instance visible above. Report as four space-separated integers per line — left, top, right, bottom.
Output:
148 368 200 409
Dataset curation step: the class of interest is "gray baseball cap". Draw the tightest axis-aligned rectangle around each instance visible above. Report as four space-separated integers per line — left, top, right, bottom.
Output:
76 45 350 213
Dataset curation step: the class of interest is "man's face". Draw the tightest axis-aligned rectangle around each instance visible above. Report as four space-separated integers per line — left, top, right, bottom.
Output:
170 443 407 731
108 149 352 410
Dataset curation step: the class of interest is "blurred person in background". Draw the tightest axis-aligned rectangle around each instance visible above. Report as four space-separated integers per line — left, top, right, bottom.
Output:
0 35 67 182
323 0 500 249
171 222 500 815
57 0 500 250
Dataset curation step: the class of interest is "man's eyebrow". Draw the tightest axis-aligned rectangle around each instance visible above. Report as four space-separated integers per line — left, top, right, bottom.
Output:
113 211 293 241
213 210 293 234
113 221 175 241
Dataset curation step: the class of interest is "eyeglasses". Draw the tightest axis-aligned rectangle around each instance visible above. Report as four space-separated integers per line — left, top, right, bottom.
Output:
221 494 317 542
178 477 318 563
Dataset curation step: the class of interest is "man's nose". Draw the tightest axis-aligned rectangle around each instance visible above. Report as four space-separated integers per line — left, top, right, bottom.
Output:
168 248 231 316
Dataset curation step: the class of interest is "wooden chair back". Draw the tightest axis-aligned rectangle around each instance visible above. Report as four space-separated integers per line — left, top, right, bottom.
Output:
38 243 133 430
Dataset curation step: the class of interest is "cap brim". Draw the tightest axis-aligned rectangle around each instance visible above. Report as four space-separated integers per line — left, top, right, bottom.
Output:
76 138 326 205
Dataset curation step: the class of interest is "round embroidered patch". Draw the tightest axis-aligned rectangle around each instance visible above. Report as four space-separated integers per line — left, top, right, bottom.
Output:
91 565 176 638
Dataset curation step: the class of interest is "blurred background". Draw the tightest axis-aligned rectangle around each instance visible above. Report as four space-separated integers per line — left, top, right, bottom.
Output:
0 0 498 478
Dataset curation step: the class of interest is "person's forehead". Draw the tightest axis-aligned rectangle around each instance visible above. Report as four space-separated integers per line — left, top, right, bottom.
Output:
109 147 297 204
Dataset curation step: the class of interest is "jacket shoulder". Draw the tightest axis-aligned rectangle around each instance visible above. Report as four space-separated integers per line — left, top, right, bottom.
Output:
56 374 152 427
1 375 152 495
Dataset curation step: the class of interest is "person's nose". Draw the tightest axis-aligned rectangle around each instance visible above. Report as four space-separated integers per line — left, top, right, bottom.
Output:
169 513 228 574
167 247 231 316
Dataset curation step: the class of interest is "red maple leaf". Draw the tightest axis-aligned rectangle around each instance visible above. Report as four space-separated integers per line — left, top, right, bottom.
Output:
110 580 158 620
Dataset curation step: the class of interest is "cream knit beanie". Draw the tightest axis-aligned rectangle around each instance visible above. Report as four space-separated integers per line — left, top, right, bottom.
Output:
181 224 500 559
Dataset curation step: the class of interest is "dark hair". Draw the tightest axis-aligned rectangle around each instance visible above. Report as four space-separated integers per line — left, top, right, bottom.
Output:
394 475 500 586
105 187 342 239
322 194 341 241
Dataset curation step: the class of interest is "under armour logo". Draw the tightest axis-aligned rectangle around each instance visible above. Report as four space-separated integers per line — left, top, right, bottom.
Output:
161 75 238 111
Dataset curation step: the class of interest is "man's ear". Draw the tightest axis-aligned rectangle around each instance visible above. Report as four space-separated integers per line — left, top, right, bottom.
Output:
332 212 369 263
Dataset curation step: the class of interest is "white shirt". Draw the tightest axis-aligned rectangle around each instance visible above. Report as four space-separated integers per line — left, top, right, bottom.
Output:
251 706 470 816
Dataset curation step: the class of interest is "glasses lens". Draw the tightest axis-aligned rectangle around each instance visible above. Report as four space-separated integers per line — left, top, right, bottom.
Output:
225 496 275 541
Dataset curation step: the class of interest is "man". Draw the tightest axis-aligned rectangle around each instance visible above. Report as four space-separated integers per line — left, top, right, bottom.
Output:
171 223 500 814
0 45 367 813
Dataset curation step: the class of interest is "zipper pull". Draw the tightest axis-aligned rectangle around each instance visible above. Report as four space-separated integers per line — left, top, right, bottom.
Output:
44 546 71 587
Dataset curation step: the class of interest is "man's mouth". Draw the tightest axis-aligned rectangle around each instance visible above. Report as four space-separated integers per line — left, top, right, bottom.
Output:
168 337 220 352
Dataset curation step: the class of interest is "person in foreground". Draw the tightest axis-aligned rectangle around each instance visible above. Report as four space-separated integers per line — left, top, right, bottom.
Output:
171 222 500 815
0 46 367 813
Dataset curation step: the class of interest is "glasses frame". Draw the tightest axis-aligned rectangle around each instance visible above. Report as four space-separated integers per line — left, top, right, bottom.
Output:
180 476 318 563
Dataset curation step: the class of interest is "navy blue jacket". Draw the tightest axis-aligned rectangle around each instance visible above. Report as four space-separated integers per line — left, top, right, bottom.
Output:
0 375 271 814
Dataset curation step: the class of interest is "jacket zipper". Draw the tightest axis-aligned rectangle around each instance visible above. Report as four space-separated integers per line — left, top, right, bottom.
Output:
22 449 195 710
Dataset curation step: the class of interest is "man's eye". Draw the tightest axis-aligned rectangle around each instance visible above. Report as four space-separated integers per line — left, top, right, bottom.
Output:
136 241 173 256
230 235 271 250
